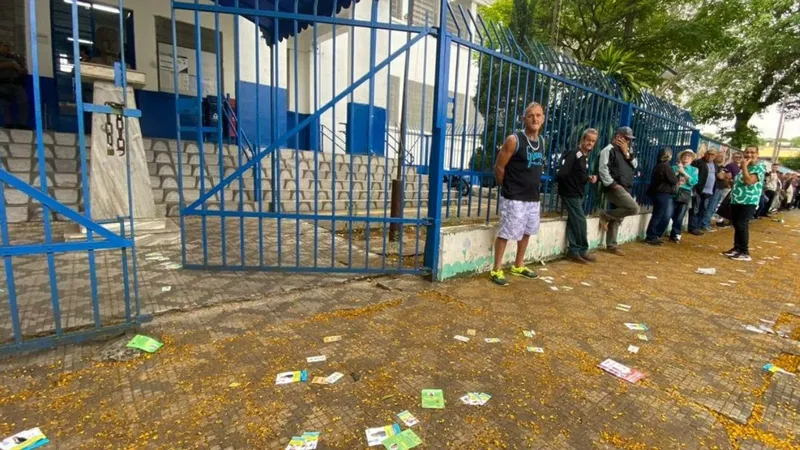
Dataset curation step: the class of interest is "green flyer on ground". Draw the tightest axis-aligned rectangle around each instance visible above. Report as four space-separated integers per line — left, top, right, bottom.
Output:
382 429 422 449
421 389 444 409
126 335 163 353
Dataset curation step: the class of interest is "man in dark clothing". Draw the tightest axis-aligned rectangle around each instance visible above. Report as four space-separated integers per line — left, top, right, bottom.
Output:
0 41 28 129
688 148 720 234
645 147 680 244
489 102 545 286
557 128 599 264
597 126 640 255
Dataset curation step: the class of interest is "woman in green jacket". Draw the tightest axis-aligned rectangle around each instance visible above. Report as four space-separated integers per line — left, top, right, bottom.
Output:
669 150 698 243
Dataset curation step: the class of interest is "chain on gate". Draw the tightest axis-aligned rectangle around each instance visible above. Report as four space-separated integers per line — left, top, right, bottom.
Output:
102 101 126 156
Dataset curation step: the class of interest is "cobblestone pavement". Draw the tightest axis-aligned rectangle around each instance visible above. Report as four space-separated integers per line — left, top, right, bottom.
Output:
1 213 799 449
0 217 398 342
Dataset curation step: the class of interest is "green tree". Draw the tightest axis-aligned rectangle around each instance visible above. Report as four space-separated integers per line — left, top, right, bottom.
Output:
478 0 733 92
781 155 800 171
789 136 800 149
587 45 650 102
682 0 800 148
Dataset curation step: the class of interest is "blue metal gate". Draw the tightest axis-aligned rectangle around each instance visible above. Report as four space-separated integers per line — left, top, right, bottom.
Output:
173 0 449 275
0 0 146 354
172 0 708 278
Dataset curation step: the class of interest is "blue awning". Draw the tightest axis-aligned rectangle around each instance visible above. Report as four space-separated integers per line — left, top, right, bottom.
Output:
219 0 360 44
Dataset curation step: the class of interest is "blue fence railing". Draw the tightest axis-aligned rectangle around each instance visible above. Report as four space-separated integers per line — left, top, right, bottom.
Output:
169 0 726 278
0 0 148 354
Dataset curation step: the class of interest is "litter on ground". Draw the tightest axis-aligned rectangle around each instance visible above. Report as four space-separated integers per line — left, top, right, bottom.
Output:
126 335 163 353
1 427 48 450
695 268 716 275
275 370 308 385
763 364 796 376
628 345 640 354
381 429 422 449
326 372 344 384
397 410 419 427
365 424 401 446
421 389 445 409
459 392 492 406
527 346 544 353
598 358 646 383
453 335 470 343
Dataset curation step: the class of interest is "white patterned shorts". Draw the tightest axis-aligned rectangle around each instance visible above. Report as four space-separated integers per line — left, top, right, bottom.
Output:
497 197 541 241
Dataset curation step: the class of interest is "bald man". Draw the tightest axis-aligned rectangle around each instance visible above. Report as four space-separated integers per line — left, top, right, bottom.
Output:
489 102 545 286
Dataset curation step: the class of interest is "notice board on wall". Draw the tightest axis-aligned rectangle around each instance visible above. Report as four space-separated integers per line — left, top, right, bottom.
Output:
157 42 218 97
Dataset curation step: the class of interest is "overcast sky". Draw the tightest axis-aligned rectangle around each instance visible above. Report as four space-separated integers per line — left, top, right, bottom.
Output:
698 104 799 140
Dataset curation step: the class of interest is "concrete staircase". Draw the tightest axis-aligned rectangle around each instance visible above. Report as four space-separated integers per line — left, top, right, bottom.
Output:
0 128 456 224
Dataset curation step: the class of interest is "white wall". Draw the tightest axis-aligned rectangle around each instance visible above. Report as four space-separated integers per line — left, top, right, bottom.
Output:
314 0 483 154
26 0 237 95
237 16 287 88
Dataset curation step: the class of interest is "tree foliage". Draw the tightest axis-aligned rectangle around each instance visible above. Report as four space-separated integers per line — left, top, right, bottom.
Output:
781 155 800 171
478 0 731 92
681 0 800 148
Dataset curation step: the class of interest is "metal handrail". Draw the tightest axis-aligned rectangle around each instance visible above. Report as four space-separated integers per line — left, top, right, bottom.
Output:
320 123 347 153
222 95 254 161
385 130 416 166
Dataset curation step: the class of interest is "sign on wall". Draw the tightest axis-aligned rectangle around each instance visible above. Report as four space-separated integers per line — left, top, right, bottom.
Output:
157 42 218 97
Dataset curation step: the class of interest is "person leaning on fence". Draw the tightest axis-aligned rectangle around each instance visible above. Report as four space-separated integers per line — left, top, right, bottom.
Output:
644 147 679 245
668 150 698 244
557 128 599 264
489 102 546 287
688 148 720 235
597 126 640 256
722 145 765 262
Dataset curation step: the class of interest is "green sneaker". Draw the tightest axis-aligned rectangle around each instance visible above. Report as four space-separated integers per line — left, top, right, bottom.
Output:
510 265 539 279
489 270 509 286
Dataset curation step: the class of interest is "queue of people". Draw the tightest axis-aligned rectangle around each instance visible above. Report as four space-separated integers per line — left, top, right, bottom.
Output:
488 103 791 286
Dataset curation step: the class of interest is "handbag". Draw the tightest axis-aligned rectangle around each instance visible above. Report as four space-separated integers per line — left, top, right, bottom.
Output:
717 192 733 221
674 188 691 204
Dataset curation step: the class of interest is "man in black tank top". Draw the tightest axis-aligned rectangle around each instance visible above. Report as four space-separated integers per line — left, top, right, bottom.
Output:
489 103 545 286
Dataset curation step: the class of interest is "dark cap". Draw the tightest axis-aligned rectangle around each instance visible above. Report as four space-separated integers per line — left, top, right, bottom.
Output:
616 126 635 140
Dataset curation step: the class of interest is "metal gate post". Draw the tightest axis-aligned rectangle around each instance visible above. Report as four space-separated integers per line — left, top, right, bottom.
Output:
621 102 634 128
423 0 452 277
690 128 701 152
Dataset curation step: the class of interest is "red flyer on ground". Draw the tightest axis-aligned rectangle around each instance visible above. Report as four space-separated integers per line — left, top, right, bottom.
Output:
598 358 645 384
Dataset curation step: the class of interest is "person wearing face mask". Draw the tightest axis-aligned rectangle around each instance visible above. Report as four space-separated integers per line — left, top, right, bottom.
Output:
722 145 766 262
